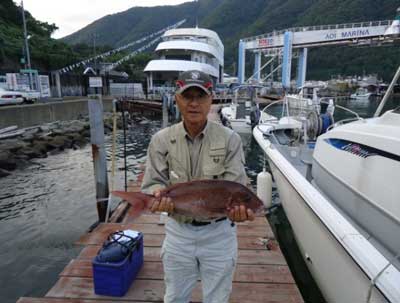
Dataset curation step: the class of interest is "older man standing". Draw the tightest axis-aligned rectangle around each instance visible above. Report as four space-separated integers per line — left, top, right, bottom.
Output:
141 70 254 303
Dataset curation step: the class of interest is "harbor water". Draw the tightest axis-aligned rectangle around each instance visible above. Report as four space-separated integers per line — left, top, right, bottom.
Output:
0 96 398 302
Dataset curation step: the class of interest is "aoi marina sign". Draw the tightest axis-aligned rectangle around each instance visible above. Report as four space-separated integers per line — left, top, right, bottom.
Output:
238 8 400 85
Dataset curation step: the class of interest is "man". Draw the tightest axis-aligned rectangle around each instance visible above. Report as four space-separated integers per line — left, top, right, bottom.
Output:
141 70 254 303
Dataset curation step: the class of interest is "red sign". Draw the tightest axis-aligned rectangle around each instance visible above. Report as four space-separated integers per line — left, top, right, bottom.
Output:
258 37 273 47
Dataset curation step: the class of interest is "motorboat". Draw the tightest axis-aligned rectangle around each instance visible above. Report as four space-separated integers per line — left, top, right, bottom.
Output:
220 100 254 135
253 68 400 302
351 87 372 99
220 85 274 136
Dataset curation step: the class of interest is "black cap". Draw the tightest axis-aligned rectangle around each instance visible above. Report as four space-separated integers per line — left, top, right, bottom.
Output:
176 70 213 95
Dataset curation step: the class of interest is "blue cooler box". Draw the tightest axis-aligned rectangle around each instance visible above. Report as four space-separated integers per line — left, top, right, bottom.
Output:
92 233 143 296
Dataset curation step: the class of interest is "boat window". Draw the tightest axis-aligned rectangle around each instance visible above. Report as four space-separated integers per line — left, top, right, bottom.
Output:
165 54 191 61
394 106 400 114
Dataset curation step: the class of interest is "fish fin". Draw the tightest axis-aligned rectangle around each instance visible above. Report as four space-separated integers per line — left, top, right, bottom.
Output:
112 191 153 218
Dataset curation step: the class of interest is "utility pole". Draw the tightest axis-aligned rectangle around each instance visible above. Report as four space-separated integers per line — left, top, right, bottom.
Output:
21 0 32 90
93 34 96 71
195 0 199 28
93 33 100 73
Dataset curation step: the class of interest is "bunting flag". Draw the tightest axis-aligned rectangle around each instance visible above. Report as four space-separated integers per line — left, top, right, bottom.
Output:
58 19 186 74
104 34 164 72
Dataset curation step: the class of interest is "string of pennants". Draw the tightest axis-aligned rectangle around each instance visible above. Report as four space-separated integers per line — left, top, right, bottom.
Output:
104 35 162 72
58 19 186 74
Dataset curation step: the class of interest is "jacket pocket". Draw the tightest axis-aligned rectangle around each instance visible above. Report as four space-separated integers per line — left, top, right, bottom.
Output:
203 163 225 180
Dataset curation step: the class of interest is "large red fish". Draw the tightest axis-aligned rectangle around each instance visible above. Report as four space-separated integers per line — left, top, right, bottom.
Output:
112 180 264 220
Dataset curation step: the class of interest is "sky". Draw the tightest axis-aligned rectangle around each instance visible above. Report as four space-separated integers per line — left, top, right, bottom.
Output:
14 0 194 39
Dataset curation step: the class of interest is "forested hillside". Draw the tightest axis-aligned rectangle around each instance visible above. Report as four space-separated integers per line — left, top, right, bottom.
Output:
0 0 117 72
0 0 80 71
2 0 400 80
63 0 400 80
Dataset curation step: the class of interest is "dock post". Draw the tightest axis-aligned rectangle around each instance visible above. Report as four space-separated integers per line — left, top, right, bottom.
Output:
55 71 62 99
88 94 109 222
162 94 169 128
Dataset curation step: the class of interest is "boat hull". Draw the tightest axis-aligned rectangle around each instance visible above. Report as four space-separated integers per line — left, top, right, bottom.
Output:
268 160 386 302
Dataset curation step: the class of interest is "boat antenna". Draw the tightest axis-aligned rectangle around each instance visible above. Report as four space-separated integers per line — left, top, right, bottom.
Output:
374 65 400 117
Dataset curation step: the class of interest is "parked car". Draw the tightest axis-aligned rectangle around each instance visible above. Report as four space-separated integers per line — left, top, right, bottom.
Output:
20 90 40 103
0 87 24 105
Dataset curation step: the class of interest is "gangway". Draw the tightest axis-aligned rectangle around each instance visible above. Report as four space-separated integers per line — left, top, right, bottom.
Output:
238 8 400 87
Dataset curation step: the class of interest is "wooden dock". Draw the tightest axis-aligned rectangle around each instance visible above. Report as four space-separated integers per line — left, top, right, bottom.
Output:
17 105 303 303
17 200 303 303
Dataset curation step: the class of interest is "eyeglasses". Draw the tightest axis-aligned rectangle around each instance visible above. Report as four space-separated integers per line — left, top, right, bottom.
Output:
180 92 210 102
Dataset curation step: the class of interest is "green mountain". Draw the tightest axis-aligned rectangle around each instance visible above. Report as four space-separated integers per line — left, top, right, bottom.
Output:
0 0 81 71
1 0 399 80
0 0 119 72
63 0 400 80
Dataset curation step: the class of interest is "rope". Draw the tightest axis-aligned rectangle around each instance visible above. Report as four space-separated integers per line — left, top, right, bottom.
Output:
122 103 128 192
111 100 117 191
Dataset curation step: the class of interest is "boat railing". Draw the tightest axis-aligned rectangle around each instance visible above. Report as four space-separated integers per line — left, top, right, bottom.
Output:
259 99 284 124
320 98 364 129
258 96 364 129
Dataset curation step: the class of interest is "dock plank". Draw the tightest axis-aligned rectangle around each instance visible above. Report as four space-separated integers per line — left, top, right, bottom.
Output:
77 229 274 250
77 245 288 265
46 277 302 303
76 222 274 245
61 259 295 284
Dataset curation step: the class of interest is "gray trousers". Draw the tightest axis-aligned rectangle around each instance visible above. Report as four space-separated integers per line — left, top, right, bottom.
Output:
161 218 238 303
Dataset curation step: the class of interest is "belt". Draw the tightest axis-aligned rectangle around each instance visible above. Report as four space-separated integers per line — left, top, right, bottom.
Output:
190 217 227 226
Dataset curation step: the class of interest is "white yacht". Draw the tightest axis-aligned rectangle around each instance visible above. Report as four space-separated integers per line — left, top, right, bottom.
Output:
351 87 372 99
144 27 224 92
253 69 400 302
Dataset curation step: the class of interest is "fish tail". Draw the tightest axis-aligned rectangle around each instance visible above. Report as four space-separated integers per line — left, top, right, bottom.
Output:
112 191 153 218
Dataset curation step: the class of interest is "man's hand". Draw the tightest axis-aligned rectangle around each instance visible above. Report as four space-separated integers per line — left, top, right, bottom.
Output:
228 205 255 222
150 189 174 213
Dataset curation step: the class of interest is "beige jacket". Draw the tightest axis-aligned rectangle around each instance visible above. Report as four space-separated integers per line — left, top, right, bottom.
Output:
141 120 247 221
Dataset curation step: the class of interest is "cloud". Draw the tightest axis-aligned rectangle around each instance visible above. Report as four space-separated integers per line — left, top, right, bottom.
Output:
14 0 194 38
